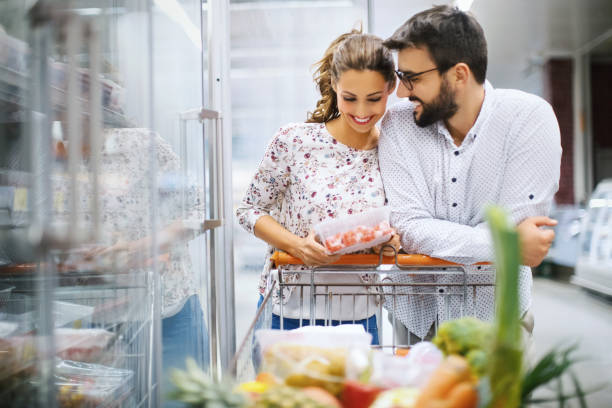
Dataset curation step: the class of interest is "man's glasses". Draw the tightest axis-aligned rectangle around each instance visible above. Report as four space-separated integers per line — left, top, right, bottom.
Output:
395 67 439 91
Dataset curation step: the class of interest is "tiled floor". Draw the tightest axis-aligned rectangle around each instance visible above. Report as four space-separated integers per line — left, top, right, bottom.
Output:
530 277 612 407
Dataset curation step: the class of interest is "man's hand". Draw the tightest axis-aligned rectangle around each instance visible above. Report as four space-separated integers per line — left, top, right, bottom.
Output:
372 232 401 257
292 231 341 267
517 216 557 267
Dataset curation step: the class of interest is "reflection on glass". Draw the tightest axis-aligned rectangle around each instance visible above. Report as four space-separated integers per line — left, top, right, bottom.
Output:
1 1 209 406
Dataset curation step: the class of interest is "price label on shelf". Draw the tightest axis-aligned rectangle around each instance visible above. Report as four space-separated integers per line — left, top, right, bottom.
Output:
13 187 28 212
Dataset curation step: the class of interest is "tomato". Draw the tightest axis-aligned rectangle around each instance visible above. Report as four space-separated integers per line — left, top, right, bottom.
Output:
357 225 376 243
325 234 344 253
374 221 393 236
341 230 358 247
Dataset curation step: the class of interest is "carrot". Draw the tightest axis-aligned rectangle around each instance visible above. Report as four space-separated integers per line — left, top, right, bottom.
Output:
415 356 472 408
446 382 478 408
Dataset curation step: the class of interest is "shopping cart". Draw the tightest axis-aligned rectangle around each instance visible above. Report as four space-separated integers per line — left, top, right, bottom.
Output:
231 249 493 377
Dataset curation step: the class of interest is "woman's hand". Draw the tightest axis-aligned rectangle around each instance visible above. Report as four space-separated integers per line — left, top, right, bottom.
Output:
372 232 401 257
291 231 341 267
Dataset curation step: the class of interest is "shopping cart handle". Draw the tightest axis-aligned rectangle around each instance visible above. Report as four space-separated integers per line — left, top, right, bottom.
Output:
270 251 490 267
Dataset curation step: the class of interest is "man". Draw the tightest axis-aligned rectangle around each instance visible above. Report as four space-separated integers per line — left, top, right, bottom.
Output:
378 5 561 345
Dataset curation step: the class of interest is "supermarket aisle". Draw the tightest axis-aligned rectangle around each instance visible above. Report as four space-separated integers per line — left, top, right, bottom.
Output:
531 277 612 406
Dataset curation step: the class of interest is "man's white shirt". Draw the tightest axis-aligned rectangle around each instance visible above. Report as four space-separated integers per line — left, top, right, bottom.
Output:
378 80 562 339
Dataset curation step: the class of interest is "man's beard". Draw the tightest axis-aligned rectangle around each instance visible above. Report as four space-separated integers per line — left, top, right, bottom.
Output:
411 79 458 128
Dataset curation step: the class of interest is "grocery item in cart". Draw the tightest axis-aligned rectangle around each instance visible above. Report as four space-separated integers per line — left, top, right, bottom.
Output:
314 207 394 255
55 360 133 408
345 342 442 389
255 325 371 396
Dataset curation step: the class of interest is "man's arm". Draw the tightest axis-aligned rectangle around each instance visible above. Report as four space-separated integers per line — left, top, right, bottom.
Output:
379 111 494 264
382 157 494 264
379 100 561 265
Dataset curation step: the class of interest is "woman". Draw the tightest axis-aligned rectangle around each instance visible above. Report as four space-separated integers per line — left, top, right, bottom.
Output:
53 128 208 407
236 30 399 343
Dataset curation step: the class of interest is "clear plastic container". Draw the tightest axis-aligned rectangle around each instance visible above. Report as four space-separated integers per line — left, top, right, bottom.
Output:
313 207 394 255
255 325 372 396
55 360 133 407
55 329 115 363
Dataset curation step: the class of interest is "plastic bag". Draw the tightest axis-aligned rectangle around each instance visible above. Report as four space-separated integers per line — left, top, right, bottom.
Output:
346 342 443 389
255 325 372 395
55 360 133 407
55 328 115 363
313 207 394 255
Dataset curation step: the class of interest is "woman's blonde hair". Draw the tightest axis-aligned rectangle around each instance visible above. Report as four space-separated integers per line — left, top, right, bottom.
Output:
307 29 396 124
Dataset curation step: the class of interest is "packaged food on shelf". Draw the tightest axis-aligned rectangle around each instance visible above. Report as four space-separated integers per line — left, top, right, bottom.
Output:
55 360 133 408
0 335 36 379
0 29 28 74
55 328 115 363
0 283 14 308
52 301 95 328
49 61 125 114
0 321 17 337
313 207 394 255
1 294 94 333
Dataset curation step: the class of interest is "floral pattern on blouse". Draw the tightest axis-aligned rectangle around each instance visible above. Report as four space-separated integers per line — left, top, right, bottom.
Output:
52 128 203 317
236 122 387 304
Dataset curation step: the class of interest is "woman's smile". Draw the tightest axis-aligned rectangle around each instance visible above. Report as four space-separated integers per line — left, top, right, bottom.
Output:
349 114 374 125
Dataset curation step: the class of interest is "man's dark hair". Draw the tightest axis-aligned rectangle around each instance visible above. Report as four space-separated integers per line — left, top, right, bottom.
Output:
384 5 487 84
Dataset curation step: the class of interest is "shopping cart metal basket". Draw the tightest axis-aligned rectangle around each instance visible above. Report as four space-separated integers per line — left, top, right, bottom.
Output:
231 249 493 377
272 250 493 344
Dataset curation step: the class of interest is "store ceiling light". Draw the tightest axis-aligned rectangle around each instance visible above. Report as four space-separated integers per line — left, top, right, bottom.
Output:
154 0 202 50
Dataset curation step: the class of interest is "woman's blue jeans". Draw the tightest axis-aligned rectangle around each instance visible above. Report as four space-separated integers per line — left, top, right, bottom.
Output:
162 295 209 407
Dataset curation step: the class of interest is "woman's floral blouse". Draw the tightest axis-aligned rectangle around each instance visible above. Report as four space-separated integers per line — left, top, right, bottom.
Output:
236 122 387 304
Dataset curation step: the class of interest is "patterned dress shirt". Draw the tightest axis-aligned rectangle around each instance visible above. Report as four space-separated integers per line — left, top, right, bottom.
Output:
378 81 562 339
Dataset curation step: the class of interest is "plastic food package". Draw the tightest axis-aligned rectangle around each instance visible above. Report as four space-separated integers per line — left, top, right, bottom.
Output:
55 328 115 363
55 360 133 408
0 30 28 73
0 335 36 379
255 325 372 395
0 321 18 337
346 342 443 389
314 207 394 255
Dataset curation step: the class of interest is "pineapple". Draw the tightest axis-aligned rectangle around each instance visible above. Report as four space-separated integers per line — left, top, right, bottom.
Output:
167 358 246 407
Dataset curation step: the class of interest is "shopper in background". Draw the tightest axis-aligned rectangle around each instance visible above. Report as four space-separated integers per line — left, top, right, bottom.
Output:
236 30 400 345
378 5 561 347
53 128 208 407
